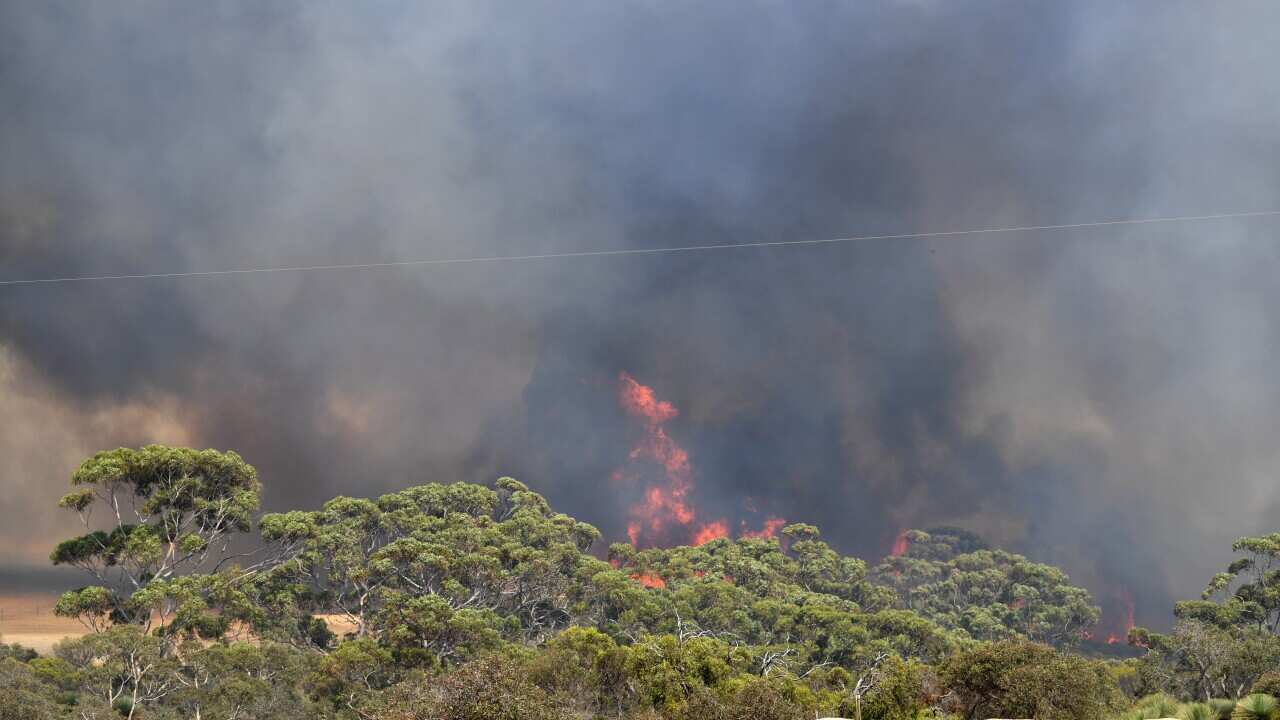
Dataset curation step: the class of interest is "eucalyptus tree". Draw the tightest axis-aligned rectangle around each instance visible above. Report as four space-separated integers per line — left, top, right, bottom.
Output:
608 524 956 673
871 528 1099 647
1129 533 1280 701
50 446 262 633
1190 533 1280 634
258 478 610 666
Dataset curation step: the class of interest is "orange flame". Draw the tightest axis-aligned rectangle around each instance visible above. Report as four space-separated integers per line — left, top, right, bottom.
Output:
1105 590 1136 644
612 372 785 548
630 573 666 589
613 373 696 546
741 516 787 539
890 529 909 556
1084 588 1136 645
693 520 729 545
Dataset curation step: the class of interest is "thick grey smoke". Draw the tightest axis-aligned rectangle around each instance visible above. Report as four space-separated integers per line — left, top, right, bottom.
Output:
2 0 1279 630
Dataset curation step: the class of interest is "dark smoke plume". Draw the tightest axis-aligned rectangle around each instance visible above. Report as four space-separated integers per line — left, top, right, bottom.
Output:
3 1 1280 630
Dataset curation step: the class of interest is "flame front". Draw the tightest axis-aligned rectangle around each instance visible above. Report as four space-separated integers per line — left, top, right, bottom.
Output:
890 529 909 556
630 573 666 589
741 516 786 539
1105 589 1136 644
612 372 785 550
614 372 696 546
1083 588 1137 644
693 520 729 545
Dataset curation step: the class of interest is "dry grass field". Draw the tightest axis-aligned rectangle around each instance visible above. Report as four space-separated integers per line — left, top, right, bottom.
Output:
0 592 86 654
0 593 364 654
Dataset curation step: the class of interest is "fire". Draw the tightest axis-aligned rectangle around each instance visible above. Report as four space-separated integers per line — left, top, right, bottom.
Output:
618 372 679 425
613 373 697 546
630 573 666 589
693 520 729 545
1085 588 1136 645
741 516 786 539
1105 590 1136 644
612 372 786 548
890 529 909 556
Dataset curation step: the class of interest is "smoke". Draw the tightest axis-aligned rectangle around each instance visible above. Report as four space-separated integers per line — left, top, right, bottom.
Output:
3 0 1280 629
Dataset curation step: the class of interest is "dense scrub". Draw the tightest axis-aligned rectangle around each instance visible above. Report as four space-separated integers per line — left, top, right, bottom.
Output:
9 445 1280 718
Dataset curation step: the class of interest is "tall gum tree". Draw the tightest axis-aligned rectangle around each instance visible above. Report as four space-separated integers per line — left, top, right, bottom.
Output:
50 445 261 634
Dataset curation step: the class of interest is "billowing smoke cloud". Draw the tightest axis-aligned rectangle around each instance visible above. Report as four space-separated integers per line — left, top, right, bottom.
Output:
2 0 1279 630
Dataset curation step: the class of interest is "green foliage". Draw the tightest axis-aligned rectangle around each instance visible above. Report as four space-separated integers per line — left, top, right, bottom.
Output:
1111 534 1280 706
256 480 612 664
1232 694 1279 720
0 644 37 663
858 655 926 720
0 658 59 720
526 627 630 715
1213 699 1242 720
1131 692 1182 719
31 446 1214 719
607 523 956 672
677 677 809 720
1252 673 1280 697
1132 618 1280 701
1183 702 1218 720
1188 534 1280 635
939 639 1121 720
310 636 398 711
873 527 1100 647
170 641 319 719
51 445 261 631
371 654 570 720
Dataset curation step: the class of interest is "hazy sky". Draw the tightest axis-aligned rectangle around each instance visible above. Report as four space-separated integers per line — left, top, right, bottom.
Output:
3 0 1280 630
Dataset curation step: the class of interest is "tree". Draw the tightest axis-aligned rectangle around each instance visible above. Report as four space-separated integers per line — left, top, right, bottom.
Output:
526 626 630 716
1131 620 1280 701
169 641 319 720
54 625 179 720
258 479 608 664
51 446 261 632
872 528 1100 647
1131 534 1280 701
1193 533 1280 634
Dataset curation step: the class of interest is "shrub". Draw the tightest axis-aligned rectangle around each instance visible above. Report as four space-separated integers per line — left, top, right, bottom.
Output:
1232 695 1278 720
1182 703 1215 720
1211 700 1239 720
861 656 925 720
723 679 807 720
1254 675 1280 699
940 640 1121 720
1134 693 1183 719
0 644 37 663
0 659 59 720
372 655 569 720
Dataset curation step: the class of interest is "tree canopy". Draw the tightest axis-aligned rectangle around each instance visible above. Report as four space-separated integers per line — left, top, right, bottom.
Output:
871 527 1100 646
26 445 1197 719
51 446 261 633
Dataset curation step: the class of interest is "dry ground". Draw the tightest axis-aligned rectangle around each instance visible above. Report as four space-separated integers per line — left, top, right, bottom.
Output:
0 592 85 654
0 593 362 654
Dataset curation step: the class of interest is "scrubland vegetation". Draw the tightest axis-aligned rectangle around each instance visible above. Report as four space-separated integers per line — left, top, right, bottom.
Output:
2 445 1280 719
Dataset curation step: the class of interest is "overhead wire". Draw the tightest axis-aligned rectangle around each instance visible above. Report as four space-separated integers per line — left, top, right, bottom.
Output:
2 209 1278 286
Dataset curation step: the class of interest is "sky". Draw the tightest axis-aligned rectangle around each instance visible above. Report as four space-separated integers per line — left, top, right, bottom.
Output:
2 0 1280 631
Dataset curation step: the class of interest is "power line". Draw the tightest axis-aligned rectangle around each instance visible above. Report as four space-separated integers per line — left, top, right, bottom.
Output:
2 208 1279 287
